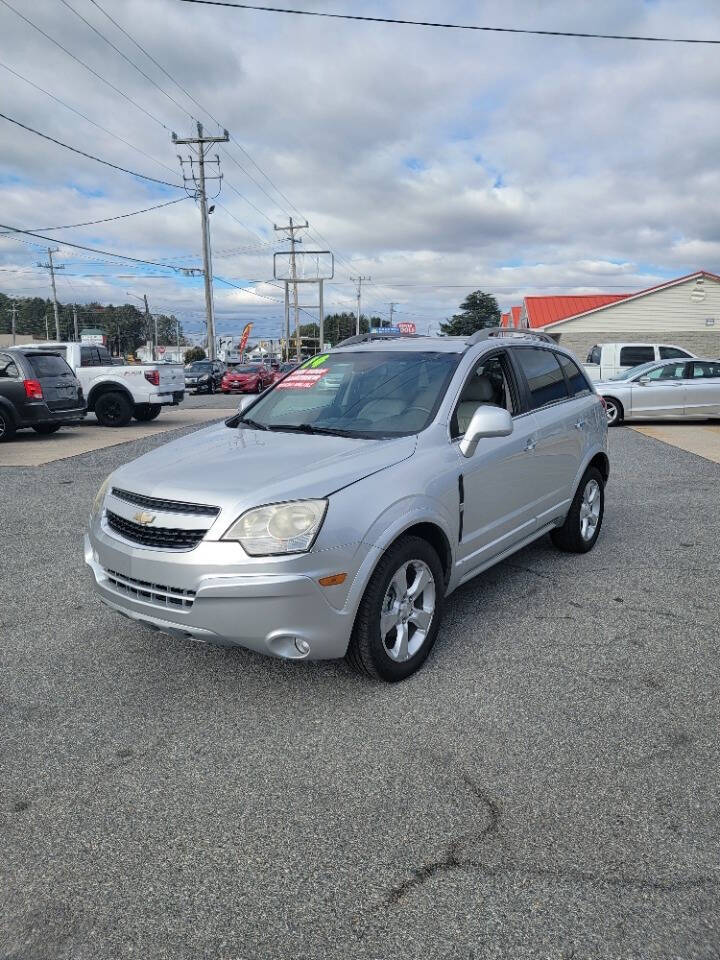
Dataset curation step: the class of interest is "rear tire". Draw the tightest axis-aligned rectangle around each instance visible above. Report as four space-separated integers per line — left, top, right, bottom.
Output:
95 391 133 427
603 397 623 426
0 408 16 442
346 535 445 682
133 404 162 422
32 423 61 435
551 467 604 554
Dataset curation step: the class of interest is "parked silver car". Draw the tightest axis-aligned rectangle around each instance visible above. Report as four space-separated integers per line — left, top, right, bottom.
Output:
85 329 609 681
597 358 720 426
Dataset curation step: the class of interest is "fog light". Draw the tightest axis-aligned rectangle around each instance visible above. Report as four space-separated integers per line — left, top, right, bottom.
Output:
294 638 310 656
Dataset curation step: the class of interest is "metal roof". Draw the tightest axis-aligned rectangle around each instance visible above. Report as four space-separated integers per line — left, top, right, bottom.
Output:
524 294 629 329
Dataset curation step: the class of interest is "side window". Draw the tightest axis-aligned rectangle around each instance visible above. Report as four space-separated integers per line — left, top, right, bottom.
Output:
513 348 569 410
451 353 516 438
691 361 720 378
586 345 601 365
620 346 654 366
0 354 19 379
558 354 591 397
644 363 687 381
659 346 692 360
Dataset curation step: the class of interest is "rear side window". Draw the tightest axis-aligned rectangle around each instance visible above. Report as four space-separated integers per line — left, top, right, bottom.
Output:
620 346 654 366
558 354 592 396
0 354 19 379
96 347 112 364
26 353 73 377
514 348 569 409
659 346 692 360
691 361 720 378
587 345 601 365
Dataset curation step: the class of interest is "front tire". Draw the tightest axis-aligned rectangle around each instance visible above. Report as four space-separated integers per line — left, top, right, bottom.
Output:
346 535 445 682
603 397 623 427
551 467 604 553
95 391 133 427
133 404 162 422
32 423 61 434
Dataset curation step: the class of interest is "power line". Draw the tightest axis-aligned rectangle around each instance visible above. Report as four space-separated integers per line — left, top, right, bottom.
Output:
174 1 720 44
0 60 180 178
0 197 190 235
0 0 170 128
0 113 183 188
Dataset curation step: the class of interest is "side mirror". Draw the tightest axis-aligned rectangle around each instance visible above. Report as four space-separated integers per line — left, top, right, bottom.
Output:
459 406 513 458
637 377 651 386
237 395 254 413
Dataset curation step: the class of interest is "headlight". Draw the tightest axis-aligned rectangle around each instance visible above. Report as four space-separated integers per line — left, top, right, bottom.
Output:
221 499 327 556
91 474 112 518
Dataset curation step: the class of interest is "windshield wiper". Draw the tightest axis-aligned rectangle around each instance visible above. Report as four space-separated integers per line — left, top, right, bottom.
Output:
267 423 360 437
237 416 268 431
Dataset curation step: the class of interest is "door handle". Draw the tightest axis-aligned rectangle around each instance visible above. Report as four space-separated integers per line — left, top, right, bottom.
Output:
574 419 586 430
525 438 536 451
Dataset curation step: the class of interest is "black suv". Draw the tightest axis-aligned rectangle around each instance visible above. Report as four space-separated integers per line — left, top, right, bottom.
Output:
184 359 225 394
0 348 86 442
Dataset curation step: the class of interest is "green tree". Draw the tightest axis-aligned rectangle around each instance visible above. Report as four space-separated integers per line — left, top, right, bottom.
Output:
184 346 206 363
440 290 500 336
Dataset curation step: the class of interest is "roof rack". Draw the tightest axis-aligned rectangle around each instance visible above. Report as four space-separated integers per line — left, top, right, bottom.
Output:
335 332 426 347
465 327 556 346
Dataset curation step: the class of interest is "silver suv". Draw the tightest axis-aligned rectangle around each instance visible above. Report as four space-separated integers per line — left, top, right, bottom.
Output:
85 329 608 681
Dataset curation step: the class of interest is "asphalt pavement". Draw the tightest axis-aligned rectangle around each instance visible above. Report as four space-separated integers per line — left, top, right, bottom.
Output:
2 399 720 960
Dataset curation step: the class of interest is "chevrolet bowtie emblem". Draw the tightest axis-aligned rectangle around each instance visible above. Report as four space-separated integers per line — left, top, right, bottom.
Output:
133 511 156 525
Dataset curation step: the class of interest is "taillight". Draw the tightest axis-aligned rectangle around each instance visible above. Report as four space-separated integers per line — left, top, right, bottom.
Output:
23 379 43 399
144 369 160 386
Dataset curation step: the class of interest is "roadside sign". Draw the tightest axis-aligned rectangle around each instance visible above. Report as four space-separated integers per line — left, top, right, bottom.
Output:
157 345 166 354
398 322 416 334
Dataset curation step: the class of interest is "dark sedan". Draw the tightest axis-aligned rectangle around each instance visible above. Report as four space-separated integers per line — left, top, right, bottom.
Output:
221 362 272 394
0 348 86 442
184 360 225 394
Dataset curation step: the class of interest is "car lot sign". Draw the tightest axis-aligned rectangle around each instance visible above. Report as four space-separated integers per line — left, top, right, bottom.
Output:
398 321 416 334
157 345 166 355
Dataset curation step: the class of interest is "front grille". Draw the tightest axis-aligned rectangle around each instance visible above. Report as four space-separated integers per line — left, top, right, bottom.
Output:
111 487 219 517
106 510 206 550
105 568 196 608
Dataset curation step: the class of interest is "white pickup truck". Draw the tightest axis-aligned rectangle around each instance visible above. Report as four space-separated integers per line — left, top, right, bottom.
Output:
583 342 695 381
23 343 184 426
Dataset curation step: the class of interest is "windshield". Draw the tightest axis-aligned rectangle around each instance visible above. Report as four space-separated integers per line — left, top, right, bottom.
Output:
236 350 460 438
610 361 660 380
185 362 212 373
232 364 262 373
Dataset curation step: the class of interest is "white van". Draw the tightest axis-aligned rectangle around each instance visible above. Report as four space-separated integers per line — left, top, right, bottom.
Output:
584 342 695 381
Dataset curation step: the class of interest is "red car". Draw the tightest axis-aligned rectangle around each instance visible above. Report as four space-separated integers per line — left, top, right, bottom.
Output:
269 361 298 385
221 362 271 394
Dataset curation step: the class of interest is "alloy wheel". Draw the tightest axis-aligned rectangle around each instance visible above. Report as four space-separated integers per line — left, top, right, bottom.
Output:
0 414 5 439
604 399 619 425
380 559 436 662
580 479 601 541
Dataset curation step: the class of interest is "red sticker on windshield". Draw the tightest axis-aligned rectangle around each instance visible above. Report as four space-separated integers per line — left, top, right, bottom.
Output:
276 368 329 389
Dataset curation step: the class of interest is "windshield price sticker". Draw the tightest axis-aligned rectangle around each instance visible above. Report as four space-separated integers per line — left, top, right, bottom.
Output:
277 367 330 390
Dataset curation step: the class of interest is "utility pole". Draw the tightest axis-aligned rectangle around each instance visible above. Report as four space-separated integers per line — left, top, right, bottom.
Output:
37 248 63 340
7 301 18 346
389 302 397 328
142 294 157 360
72 303 79 342
274 218 308 361
44 311 49 341
350 276 371 336
173 123 229 361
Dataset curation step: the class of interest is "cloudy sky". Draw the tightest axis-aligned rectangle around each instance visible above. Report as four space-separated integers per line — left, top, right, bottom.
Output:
1 0 719 342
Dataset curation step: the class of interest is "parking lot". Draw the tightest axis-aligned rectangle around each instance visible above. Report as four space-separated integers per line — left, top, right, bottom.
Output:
2 395 720 960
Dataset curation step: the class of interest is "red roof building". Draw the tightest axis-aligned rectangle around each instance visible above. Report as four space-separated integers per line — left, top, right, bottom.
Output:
523 294 629 329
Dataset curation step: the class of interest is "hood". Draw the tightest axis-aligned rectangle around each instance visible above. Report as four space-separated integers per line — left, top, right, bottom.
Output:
111 422 417 515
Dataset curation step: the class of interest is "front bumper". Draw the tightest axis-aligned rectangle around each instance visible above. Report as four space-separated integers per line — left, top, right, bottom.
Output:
222 381 256 393
84 527 369 660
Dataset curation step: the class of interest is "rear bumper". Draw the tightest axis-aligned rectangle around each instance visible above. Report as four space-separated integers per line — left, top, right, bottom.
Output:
18 401 87 427
84 529 366 660
155 390 184 406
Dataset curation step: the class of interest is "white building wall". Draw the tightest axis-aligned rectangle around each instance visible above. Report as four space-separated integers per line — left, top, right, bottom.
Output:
547 276 720 334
